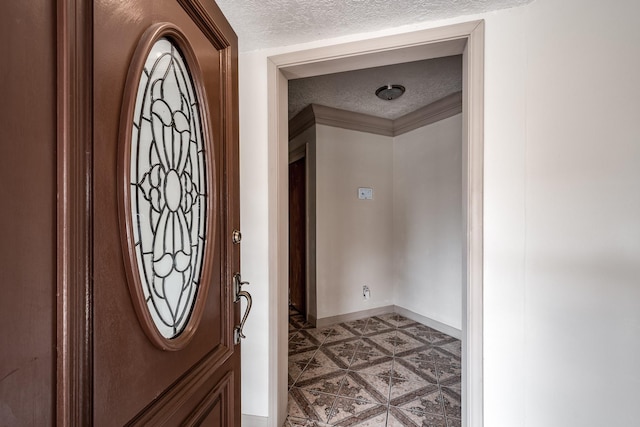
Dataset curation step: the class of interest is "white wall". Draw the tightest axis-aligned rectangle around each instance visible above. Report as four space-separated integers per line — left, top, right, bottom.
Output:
238 52 270 416
521 0 640 425
393 114 463 330
315 124 394 318
238 0 640 424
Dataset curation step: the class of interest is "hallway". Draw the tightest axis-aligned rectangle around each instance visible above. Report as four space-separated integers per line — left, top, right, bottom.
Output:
286 310 461 426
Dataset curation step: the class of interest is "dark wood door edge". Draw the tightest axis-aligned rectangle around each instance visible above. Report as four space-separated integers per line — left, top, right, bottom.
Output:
56 0 93 424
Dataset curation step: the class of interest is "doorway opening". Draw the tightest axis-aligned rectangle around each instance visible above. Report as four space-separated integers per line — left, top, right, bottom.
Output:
268 20 484 427
286 54 463 330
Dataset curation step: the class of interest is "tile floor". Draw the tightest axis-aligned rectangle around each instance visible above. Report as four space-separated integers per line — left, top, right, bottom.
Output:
286 309 462 427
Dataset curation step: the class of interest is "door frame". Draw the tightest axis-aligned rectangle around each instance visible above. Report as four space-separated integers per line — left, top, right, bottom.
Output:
267 20 484 427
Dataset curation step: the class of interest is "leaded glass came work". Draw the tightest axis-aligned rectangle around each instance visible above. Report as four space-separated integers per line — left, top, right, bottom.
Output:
129 37 207 339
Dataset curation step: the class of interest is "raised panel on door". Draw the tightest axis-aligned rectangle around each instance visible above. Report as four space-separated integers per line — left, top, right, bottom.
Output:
92 0 239 424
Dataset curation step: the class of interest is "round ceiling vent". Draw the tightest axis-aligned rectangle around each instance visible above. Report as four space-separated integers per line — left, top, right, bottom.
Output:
375 84 405 101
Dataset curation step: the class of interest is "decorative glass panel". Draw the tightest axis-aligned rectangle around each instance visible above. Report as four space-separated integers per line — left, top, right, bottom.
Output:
129 37 207 339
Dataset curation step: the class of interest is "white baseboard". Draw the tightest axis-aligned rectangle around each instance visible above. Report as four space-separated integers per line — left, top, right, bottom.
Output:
242 414 268 427
393 305 462 339
315 305 395 328
312 305 461 340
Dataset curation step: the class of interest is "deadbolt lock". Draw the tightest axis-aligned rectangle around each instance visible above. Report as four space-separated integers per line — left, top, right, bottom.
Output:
232 229 242 244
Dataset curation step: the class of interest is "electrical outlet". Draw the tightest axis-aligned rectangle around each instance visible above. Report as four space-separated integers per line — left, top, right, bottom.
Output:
362 285 370 300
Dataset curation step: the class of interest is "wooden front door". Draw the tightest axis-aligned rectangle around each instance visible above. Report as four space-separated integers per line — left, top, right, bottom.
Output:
92 0 241 424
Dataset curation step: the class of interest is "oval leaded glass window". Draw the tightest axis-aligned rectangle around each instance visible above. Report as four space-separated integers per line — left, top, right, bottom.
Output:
120 25 214 349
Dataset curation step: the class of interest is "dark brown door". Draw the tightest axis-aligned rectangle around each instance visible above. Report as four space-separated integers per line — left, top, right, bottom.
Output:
289 157 306 316
92 1 240 425
0 2 57 424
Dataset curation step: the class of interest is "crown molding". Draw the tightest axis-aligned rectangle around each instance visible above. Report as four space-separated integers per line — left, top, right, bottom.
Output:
393 91 462 136
311 104 394 137
288 91 462 140
288 104 316 140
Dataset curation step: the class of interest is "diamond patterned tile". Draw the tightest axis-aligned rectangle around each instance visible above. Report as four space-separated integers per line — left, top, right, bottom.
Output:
326 338 361 355
355 337 391 356
338 371 391 404
286 309 462 426
288 388 336 424
427 332 459 347
362 318 394 336
366 331 397 355
390 379 443 416
289 332 320 355
350 358 394 378
399 323 438 337
305 328 333 345
327 397 387 425
440 387 461 419
296 367 347 395
291 316 315 330
335 412 388 427
375 313 415 328
435 363 461 389
290 349 318 366
428 347 460 367
390 376 438 401
322 340 360 369
324 325 359 344
438 340 461 357
400 324 458 347
289 358 307 387
403 351 436 369
284 416 333 427
393 332 429 356
392 358 438 384
306 347 344 369
350 351 393 370
387 406 447 427
447 417 462 427
339 319 369 336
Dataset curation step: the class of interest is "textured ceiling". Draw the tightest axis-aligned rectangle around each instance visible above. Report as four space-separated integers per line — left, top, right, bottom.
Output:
215 0 531 120
215 0 533 52
288 55 462 120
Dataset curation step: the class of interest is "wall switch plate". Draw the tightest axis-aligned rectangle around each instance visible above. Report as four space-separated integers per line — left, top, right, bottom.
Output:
358 187 373 200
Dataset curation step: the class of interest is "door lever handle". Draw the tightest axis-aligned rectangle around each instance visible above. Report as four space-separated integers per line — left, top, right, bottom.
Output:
233 273 252 344
234 290 252 344
233 273 250 303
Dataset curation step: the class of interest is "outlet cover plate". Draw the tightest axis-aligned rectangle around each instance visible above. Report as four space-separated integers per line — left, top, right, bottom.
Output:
358 187 373 200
